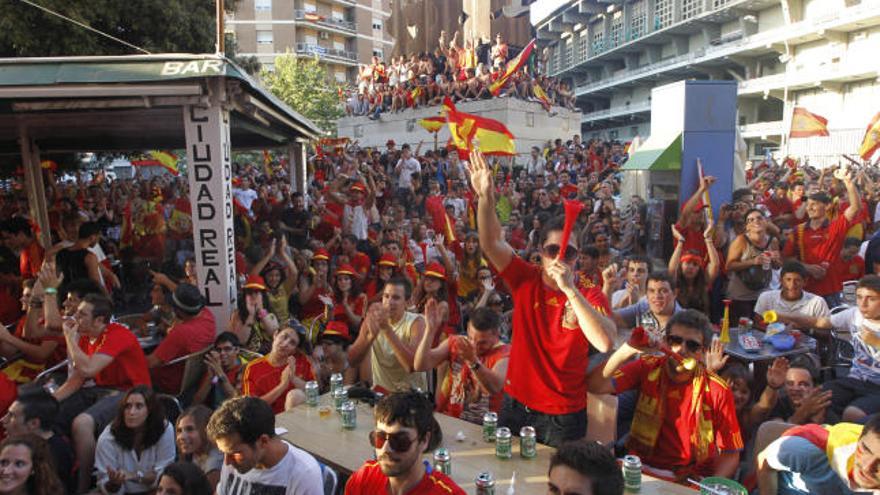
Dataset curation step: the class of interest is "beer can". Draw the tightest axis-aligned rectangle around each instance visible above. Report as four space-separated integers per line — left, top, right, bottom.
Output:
330 373 344 395
519 426 537 458
340 400 356 430
475 471 496 495
495 427 512 459
305 380 319 407
622 454 642 492
332 387 348 412
482 412 498 442
433 448 451 475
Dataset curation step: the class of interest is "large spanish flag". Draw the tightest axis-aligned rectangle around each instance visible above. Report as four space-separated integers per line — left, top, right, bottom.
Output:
789 107 829 138
858 112 880 161
442 97 515 159
489 38 536 96
419 116 445 133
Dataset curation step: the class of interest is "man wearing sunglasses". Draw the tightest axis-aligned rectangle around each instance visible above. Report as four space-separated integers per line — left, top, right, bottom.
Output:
468 150 616 447
590 310 743 482
345 391 465 494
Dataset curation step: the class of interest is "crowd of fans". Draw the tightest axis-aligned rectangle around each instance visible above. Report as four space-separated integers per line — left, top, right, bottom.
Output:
344 30 577 119
0 132 879 494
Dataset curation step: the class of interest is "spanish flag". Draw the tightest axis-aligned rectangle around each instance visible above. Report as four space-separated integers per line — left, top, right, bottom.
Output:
304 12 325 21
40 160 58 171
418 116 445 133
858 112 880 161
132 150 179 176
533 82 552 112
442 97 515 159
262 150 274 178
789 107 829 138
489 38 536 96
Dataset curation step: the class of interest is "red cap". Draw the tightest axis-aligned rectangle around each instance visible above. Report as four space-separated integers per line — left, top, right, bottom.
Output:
322 321 351 342
313 248 330 261
243 274 267 291
424 262 446 280
350 182 367 193
378 254 397 267
386 139 396 146
335 264 356 277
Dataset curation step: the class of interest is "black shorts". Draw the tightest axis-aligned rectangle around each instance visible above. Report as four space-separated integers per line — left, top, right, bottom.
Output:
56 387 123 437
822 377 880 417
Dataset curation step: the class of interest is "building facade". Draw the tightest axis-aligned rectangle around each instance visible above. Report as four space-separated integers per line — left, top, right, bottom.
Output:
227 0 394 83
535 0 880 164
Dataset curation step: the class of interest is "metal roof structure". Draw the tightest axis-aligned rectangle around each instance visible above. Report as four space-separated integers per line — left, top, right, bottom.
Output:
0 53 322 154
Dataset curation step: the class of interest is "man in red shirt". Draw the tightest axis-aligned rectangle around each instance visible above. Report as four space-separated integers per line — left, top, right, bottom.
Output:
414 306 510 423
783 168 861 306
834 236 865 284
469 150 615 447
590 310 743 482
55 293 150 493
0 217 43 281
762 181 796 229
345 391 465 495
146 283 217 394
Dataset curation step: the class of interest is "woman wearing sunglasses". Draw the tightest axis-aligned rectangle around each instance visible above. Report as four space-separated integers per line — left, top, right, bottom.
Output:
345 391 465 495
467 149 616 448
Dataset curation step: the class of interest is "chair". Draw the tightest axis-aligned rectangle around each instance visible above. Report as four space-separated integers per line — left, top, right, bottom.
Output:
157 393 182 426
159 346 213 408
319 463 338 495
34 359 70 385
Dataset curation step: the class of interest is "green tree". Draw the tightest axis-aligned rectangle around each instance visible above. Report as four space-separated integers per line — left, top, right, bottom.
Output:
261 53 343 134
0 1 216 56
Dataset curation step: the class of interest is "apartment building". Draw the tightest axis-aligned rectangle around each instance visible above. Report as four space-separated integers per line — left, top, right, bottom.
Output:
535 0 880 163
227 0 394 83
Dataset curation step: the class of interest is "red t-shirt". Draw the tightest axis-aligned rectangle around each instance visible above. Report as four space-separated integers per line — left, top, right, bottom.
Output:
834 255 865 284
79 323 151 389
152 308 217 393
350 252 372 280
782 214 854 295
613 356 743 474
345 460 465 495
436 338 510 420
762 196 794 219
242 352 315 413
498 255 611 414
673 222 708 261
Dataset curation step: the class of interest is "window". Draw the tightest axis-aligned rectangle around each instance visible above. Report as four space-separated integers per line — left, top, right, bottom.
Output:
629 0 646 40
372 19 383 30
608 11 623 48
306 35 318 45
335 72 347 82
255 0 272 12
256 30 273 45
334 40 345 51
681 0 704 21
303 2 316 13
654 0 673 29
591 22 605 55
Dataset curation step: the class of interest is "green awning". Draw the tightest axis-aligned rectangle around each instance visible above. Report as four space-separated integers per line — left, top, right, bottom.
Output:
622 134 681 171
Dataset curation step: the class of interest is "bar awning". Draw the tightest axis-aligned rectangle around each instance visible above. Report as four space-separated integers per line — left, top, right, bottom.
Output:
621 134 682 171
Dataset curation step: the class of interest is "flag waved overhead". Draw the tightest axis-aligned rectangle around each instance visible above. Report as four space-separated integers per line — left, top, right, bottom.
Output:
442 97 516 159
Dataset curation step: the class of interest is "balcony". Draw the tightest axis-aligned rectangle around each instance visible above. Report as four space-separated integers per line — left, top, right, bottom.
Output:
581 101 651 124
739 120 784 139
295 43 358 65
573 0 880 97
294 10 356 34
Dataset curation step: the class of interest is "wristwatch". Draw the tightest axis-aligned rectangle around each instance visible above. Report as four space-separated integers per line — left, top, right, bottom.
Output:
469 361 481 372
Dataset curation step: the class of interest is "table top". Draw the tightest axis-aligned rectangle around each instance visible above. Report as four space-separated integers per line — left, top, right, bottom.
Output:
276 395 695 494
723 327 816 362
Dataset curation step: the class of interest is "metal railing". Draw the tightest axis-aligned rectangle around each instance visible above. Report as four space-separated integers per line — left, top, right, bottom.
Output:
295 43 357 62
581 101 651 123
294 9 356 32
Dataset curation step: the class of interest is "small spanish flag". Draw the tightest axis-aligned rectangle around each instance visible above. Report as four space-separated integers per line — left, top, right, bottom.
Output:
442 97 515 159
789 107 829 138
418 116 445 133
131 150 179 176
532 82 552 112
858 112 880 161
304 12 325 21
489 39 536 96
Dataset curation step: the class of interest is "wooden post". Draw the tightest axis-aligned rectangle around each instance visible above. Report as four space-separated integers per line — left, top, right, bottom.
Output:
17 125 52 250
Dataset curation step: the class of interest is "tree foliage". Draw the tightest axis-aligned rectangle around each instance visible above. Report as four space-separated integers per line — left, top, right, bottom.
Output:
260 53 343 135
0 0 217 57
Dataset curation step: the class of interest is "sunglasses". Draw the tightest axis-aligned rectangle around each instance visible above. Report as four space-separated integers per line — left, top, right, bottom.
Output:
666 334 703 353
541 244 579 262
369 430 416 452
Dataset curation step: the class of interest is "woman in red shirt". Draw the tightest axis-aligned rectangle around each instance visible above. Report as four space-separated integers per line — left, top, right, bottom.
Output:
331 264 367 337
241 326 316 413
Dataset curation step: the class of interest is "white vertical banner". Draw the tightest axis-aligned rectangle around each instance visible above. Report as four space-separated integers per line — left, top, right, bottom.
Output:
183 93 237 325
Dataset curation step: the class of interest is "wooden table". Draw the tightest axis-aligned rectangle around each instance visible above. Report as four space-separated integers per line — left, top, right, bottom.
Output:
276 396 695 494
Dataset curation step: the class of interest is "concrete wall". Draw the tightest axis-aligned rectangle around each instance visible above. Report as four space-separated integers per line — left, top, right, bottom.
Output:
337 98 582 157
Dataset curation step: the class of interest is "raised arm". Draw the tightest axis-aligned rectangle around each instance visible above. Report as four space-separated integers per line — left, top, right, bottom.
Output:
836 168 861 222
668 226 685 277
413 299 452 372
467 150 513 272
704 221 721 284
